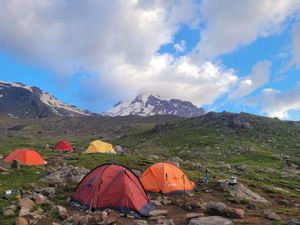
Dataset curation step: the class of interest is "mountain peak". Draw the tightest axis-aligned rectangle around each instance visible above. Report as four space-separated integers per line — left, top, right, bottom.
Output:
107 94 205 117
0 81 91 118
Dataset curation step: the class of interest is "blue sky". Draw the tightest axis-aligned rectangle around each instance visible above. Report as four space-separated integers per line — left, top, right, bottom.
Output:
1 0 300 120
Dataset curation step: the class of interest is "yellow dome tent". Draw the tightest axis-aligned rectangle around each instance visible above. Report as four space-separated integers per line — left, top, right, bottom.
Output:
86 140 116 154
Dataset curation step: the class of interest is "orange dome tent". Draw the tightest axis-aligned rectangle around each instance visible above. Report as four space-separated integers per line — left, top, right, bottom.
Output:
4 149 47 165
54 140 74 152
140 162 195 194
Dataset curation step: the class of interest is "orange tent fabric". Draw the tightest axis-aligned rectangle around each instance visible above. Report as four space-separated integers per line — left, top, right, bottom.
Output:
140 162 195 194
4 149 47 165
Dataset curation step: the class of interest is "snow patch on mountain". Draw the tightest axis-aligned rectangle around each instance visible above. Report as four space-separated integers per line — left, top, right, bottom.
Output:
107 94 205 117
0 81 91 117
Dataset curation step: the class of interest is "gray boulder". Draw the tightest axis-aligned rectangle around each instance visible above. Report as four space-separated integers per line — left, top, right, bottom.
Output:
44 165 89 185
287 219 300 225
189 216 233 225
205 202 227 215
262 209 281 221
220 182 268 203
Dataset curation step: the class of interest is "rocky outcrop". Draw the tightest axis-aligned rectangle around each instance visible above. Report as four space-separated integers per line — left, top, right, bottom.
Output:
204 202 245 219
262 209 281 221
220 182 268 204
44 165 89 186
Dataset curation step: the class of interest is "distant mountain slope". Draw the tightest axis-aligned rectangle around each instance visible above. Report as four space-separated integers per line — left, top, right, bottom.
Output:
107 94 205 118
0 81 91 118
117 111 300 164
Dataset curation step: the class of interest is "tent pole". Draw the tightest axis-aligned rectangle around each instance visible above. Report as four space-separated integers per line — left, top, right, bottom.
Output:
183 175 186 207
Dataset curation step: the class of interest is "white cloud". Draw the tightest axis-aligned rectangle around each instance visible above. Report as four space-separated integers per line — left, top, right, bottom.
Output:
229 60 271 100
1 0 297 113
174 40 186 53
290 21 300 68
255 84 300 119
194 0 300 60
0 0 238 108
84 54 238 106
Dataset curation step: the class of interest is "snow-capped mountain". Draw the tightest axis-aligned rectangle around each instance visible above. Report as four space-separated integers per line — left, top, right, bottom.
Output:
0 81 91 118
107 94 205 117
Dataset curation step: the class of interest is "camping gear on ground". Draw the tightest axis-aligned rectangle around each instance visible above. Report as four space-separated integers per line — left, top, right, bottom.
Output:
228 176 238 185
71 163 154 216
85 140 116 154
205 169 209 183
54 140 74 152
4 149 47 165
140 162 196 194
198 177 206 185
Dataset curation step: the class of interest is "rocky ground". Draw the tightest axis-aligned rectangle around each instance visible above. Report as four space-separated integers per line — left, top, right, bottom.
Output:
0 112 300 224
1 153 299 225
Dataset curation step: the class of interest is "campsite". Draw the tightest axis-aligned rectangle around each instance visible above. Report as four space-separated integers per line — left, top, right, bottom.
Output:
0 113 299 225
1 1 300 225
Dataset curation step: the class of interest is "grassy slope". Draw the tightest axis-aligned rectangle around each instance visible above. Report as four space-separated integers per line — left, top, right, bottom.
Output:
0 112 300 224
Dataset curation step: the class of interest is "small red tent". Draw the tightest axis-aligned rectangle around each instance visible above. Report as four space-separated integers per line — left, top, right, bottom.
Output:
71 163 154 216
4 149 47 165
54 140 74 152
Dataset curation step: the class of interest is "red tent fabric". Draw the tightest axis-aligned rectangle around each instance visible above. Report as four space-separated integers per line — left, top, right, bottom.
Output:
4 149 47 165
54 140 74 152
71 163 154 216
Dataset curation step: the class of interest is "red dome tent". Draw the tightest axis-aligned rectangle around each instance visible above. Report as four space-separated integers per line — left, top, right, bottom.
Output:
71 163 153 216
54 140 74 152
4 149 47 165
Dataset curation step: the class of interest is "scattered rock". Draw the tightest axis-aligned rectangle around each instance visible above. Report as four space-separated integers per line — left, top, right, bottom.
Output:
0 166 10 172
185 213 204 219
226 207 245 219
189 216 233 225
265 168 274 173
246 203 256 210
19 197 35 210
151 200 162 206
78 215 93 225
205 202 227 216
131 220 148 225
262 209 281 221
39 187 56 197
266 186 290 194
161 199 172 206
157 218 175 225
2 205 16 217
149 216 166 220
115 145 124 154
44 165 89 186
149 210 168 217
2 208 15 217
19 207 30 216
220 182 268 203
107 210 118 224
147 155 159 161
35 194 47 205
15 217 28 225
53 205 68 220
287 219 300 225
234 163 247 171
